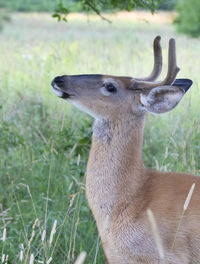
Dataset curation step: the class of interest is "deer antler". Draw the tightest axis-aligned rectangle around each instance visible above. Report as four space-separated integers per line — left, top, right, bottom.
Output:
133 38 180 89
135 35 162 82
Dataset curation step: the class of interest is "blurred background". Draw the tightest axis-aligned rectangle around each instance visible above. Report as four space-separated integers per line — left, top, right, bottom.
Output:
0 0 199 263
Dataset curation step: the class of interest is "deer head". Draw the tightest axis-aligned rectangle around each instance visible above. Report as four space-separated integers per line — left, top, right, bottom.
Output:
51 36 192 119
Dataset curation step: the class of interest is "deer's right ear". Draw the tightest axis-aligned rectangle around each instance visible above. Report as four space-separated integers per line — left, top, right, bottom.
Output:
140 79 192 114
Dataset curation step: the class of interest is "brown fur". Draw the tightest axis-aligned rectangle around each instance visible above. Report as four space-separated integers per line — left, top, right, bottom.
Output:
86 114 200 263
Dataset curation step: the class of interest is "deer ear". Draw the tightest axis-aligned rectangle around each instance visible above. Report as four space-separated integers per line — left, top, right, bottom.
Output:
140 79 192 114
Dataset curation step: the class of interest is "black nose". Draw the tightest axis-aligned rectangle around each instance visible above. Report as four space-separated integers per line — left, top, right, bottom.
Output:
54 76 65 85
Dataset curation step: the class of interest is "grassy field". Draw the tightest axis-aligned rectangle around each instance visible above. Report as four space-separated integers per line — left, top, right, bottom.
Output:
0 12 200 264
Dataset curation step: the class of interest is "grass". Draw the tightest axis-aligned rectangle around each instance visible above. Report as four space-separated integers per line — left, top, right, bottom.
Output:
0 12 200 263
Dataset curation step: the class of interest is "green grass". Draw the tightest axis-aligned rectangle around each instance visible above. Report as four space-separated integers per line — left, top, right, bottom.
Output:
0 12 199 263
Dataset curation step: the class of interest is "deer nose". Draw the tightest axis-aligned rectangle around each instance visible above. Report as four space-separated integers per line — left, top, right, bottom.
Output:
53 76 65 85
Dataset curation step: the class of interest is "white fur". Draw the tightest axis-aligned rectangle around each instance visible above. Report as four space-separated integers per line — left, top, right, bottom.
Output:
52 88 63 97
140 93 149 107
53 83 61 90
100 87 111 96
52 83 64 97
92 118 110 139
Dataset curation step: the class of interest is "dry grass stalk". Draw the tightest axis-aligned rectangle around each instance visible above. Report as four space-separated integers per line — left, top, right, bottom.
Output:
77 154 81 166
24 218 39 264
19 250 23 261
5 254 8 264
19 243 24 261
74 251 87 264
44 149 53 239
1 254 5 263
171 183 196 250
164 147 169 159
50 195 77 260
49 220 57 245
29 253 34 264
67 195 80 263
155 160 159 170
72 216 80 262
147 209 164 260
1 228 7 264
37 261 44 264
7 176 28 244
183 183 195 211
41 229 46 242
2 228 6 242
166 183 196 264
46 257 52 264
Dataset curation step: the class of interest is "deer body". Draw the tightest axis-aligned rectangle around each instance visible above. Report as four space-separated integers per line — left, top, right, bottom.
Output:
87 115 200 264
52 37 200 263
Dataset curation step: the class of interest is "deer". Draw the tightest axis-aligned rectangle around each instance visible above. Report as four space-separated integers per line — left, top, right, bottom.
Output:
51 36 200 264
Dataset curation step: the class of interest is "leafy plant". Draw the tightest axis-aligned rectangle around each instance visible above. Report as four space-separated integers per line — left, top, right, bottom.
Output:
158 0 177 10
52 1 69 22
0 9 10 30
52 0 160 22
175 0 200 37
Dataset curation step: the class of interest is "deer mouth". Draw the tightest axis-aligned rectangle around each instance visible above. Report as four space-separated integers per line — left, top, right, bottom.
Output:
51 82 74 99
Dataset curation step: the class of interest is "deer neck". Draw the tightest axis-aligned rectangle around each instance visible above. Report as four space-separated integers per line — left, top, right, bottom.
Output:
86 114 147 222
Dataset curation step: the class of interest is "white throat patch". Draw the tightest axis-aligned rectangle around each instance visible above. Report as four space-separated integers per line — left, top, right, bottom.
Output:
92 118 110 140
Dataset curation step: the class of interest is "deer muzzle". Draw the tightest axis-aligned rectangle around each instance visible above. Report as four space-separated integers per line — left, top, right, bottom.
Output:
51 75 73 99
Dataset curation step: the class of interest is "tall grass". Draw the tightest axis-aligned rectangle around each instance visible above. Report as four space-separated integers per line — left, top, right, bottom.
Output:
0 12 199 263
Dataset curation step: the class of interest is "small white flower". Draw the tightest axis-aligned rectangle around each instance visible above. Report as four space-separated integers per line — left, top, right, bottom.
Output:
22 54 33 60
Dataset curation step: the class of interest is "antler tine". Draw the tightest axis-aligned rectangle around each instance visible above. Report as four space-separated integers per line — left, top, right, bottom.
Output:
133 38 180 89
135 36 162 82
164 38 180 84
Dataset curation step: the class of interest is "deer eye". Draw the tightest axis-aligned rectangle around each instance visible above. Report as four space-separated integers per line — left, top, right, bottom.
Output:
105 83 117 93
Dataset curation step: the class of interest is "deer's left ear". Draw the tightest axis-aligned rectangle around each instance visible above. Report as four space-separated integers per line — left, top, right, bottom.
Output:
140 79 192 114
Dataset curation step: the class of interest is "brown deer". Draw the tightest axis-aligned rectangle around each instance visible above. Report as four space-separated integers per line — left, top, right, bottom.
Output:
51 36 200 264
